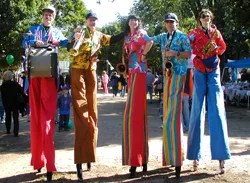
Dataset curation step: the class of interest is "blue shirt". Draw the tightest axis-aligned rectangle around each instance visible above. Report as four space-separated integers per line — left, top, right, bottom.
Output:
22 24 68 48
58 94 71 115
145 30 191 75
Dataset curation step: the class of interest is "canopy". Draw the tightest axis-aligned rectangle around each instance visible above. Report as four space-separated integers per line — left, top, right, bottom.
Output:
224 58 250 68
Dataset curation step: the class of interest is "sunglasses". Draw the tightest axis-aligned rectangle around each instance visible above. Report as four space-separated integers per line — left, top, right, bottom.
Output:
201 14 210 19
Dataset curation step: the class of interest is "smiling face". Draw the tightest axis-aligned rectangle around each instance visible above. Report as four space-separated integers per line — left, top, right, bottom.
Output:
42 10 55 26
200 13 212 27
128 18 139 31
86 17 97 32
198 9 214 27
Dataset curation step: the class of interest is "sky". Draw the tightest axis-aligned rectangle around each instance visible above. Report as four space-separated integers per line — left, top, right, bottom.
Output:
82 0 135 27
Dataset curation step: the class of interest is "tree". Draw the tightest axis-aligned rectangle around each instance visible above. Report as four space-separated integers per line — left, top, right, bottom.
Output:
0 0 87 69
132 0 250 61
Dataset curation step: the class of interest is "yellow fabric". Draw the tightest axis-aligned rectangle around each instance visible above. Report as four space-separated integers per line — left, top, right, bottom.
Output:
71 29 111 69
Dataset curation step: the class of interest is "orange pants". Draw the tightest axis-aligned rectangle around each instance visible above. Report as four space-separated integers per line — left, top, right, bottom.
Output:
29 77 57 172
71 67 98 164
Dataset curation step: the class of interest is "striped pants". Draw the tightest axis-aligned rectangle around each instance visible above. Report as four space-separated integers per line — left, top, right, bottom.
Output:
162 72 185 167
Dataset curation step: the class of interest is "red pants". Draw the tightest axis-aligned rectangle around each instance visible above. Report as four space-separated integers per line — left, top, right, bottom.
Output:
29 77 57 172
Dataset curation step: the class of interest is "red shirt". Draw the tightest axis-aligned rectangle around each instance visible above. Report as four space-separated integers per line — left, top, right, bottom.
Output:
188 26 226 72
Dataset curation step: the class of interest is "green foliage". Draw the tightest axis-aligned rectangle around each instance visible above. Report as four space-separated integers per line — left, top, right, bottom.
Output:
1 0 249 71
0 0 87 69
132 0 250 62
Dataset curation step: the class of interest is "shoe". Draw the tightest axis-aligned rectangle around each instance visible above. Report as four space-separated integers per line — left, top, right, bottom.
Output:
76 164 83 181
46 172 52 182
87 162 91 171
193 160 199 171
142 164 147 172
175 166 181 178
37 168 41 173
129 166 136 178
219 160 225 174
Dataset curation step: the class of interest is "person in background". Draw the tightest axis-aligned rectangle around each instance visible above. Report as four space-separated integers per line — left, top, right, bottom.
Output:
121 15 153 178
1 70 23 137
22 5 69 181
146 68 155 103
118 74 127 97
102 70 109 94
145 12 191 178
182 55 194 132
0 89 5 123
154 72 163 102
187 9 231 174
110 71 119 97
57 85 72 132
68 12 124 181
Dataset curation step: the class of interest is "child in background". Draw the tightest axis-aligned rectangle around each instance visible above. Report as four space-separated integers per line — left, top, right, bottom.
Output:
57 85 72 132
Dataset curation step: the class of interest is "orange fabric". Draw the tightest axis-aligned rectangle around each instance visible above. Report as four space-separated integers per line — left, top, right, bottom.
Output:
71 67 98 163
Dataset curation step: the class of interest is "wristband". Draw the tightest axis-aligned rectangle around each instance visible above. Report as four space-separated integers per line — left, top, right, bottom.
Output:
177 51 180 57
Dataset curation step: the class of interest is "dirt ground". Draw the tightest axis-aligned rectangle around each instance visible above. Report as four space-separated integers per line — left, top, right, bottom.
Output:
0 93 250 183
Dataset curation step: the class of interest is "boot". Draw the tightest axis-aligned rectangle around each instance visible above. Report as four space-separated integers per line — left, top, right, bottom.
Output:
175 166 181 179
219 160 225 174
129 166 136 178
193 160 199 171
46 172 52 182
87 162 91 171
76 163 83 181
142 164 147 172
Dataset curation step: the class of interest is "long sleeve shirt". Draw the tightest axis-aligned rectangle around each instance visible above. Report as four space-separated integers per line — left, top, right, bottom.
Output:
188 26 226 72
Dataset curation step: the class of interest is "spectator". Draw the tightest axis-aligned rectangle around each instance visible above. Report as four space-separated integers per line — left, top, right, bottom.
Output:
57 85 72 132
102 70 109 94
146 69 155 103
1 70 23 137
110 71 119 97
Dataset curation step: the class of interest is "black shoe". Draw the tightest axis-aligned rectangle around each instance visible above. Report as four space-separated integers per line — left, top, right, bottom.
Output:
46 172 52 182
142 164 147 172
87 162 91 171
129 166 136 178
76 164 83 181
175 166 181 179
37 168 41 173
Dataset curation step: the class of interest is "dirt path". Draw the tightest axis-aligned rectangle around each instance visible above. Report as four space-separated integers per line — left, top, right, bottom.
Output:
0 93 250 182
